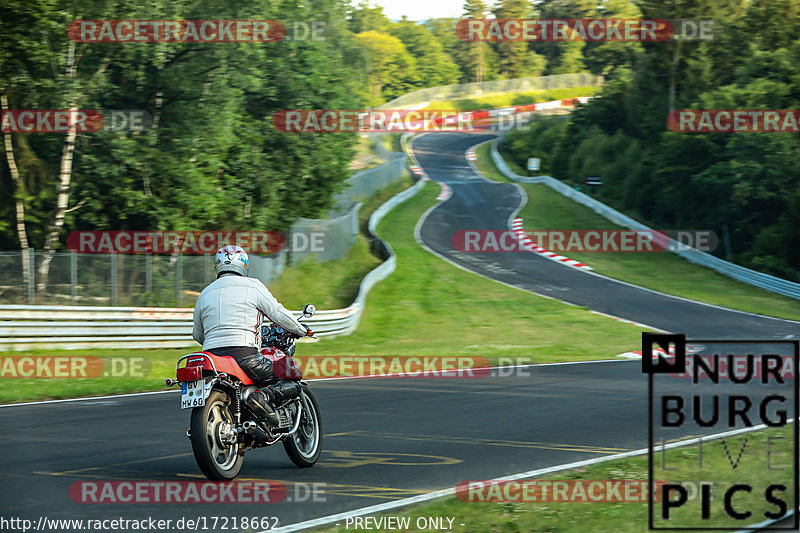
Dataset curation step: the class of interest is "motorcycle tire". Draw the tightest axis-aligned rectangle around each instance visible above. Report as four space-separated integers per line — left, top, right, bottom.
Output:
190 389 244 480
283 386 322 467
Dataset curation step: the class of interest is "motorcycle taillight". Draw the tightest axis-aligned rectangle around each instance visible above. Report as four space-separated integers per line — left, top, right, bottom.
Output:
177 365 203 381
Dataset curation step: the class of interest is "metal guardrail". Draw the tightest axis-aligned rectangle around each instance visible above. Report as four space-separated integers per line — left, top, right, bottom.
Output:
490 140 800 300
0 304 358 351
0 139 426 351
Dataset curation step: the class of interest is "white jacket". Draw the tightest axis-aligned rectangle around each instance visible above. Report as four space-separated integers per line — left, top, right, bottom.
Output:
192 274 307 350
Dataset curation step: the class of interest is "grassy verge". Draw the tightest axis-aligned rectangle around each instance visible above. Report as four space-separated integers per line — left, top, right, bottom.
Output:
433 87 601 112
474 142 512 183
0 181 651 403
318 424 796 533
498 144 530 176
270 172 415 310
381 133 403 154
268 237 380 311
349 135 382 171
474 142 800 321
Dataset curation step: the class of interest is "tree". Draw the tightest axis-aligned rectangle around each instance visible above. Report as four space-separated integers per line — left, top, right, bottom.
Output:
492 0 543 78
0 0 365 296
389 20 461 88
354 31 418 104
348 0 391 34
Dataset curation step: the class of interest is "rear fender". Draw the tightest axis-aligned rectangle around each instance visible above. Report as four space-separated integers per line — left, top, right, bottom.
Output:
177 352 254 385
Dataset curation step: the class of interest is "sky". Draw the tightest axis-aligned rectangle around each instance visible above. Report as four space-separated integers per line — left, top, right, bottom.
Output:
354 0 465 21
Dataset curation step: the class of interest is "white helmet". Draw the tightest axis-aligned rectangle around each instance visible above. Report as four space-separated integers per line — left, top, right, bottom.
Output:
214 245 249 277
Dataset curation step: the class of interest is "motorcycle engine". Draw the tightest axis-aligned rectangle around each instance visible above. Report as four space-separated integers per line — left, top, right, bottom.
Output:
275 405 293 430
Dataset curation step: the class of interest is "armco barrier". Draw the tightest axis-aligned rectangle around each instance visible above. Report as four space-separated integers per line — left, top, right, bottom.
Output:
0 153 427 351
0 304 357 351
489 139 800 300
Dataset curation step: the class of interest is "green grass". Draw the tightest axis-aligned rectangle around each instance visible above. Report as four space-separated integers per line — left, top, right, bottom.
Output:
318 424 796 532
498 144 530 176
270 172 414 310
432 86 601 112
350 135 382 170
474 142 800 321
474 142 512 183
0 181 651 403
381 133 403 154
268 236 381 310
357 173 415 231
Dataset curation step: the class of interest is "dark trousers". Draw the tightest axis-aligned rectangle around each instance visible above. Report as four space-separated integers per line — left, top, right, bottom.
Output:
207 346 275 386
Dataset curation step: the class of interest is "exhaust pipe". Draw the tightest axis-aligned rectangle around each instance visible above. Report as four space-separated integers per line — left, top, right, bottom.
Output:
242 420 270 440
242 389 281 426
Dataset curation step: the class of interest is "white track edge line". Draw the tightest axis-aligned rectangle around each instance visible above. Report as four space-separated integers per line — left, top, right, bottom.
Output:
265 420 797 533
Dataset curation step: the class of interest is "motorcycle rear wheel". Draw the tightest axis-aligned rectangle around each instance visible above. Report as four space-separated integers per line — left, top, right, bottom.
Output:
190 389 243 480
283 386 322 467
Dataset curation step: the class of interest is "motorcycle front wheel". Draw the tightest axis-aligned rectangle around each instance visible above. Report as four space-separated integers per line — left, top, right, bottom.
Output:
283 386 322 467
190 389 243 480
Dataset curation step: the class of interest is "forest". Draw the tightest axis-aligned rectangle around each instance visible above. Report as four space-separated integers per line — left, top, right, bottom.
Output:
2 0 798 281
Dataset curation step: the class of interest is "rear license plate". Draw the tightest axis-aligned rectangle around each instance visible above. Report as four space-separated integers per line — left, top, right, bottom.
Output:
180 379 205 409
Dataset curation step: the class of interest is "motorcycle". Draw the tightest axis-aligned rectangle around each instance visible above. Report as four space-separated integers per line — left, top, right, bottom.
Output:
166 304 322 480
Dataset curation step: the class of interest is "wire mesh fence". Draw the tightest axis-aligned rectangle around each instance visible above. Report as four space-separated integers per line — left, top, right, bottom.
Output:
328 152 407 217
379 73 604 109
0 249 287 308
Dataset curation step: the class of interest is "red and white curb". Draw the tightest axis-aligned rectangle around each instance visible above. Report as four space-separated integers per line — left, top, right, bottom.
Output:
466 149 477 161
617 348 671 359
410 165 425 178
511 218 593 270
436 182 452 201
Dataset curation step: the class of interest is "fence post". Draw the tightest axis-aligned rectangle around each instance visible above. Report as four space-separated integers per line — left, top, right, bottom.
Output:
175 254 183 307
146 253 152 296
110 252 118 306
27 248 35 305
70 251 77 304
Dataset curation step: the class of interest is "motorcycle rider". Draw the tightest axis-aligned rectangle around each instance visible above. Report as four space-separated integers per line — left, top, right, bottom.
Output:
193 245 310 423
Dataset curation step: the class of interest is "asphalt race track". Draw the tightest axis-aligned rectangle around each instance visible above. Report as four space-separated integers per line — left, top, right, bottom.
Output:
414 132 800 339
1 361 793 531
1 133 798 532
